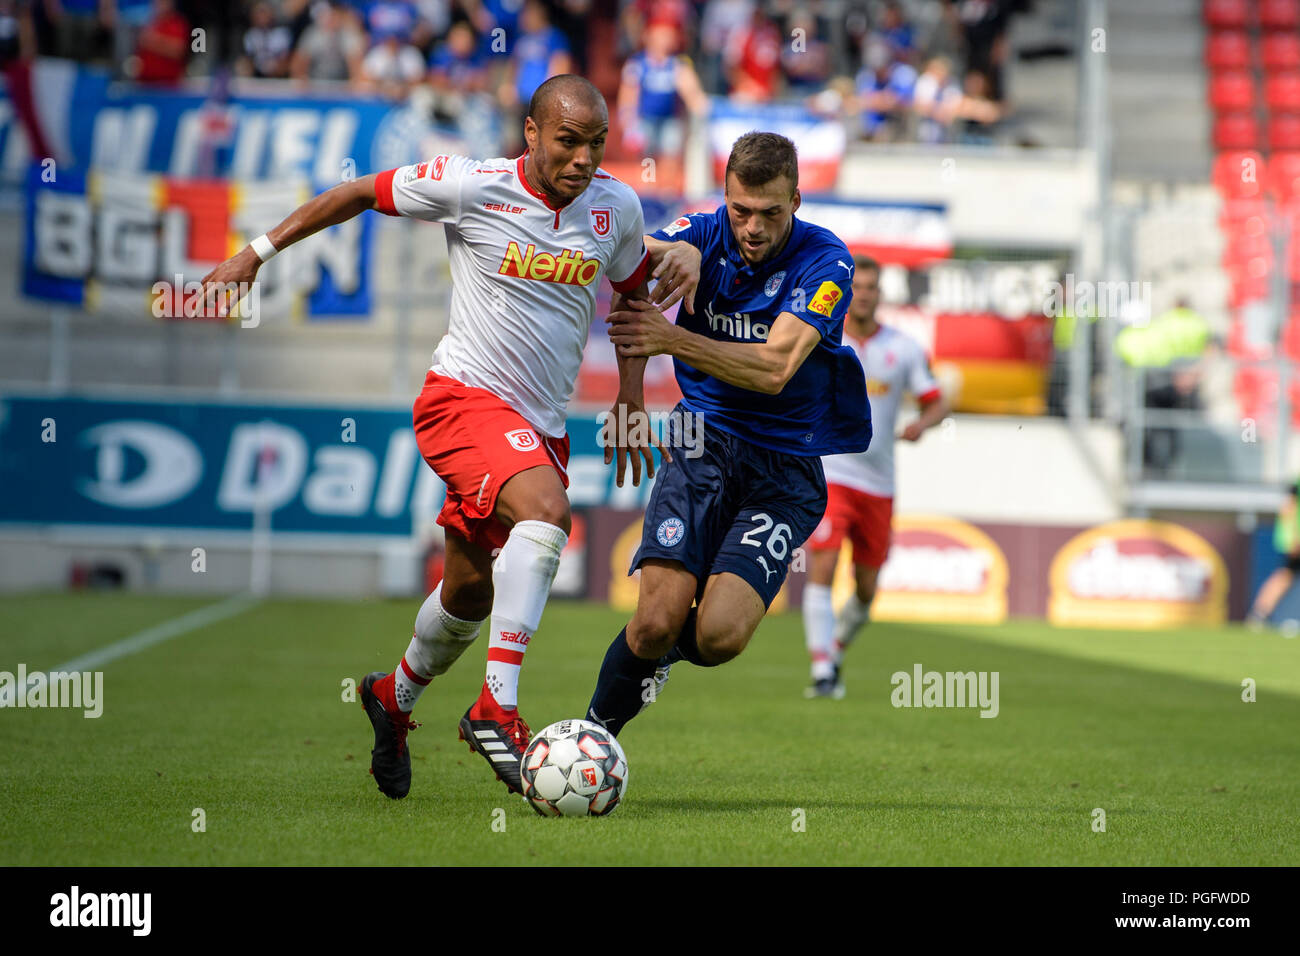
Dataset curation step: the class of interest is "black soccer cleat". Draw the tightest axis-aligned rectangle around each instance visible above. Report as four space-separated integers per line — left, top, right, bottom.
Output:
458 697 531 796
360 671 418 799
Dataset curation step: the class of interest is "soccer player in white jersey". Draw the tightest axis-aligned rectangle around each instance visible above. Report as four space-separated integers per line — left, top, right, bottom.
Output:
802 255 949 698
199 76 658 798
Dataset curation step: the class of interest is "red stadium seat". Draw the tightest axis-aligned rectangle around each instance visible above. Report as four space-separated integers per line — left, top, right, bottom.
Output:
1214 150 1266 198
1221 232 1274 270
1265 72 1300 111
1270 114 1300 149
1284 315 1300 359
1261 0 1300 30
1205 0 1252 30
1269 152 1300 200
1210 70 1256 111
1215 112 1260 149
1218 198 1268 225
1227 262 1272 307
1207 31 1252 70
1261 33 1300 70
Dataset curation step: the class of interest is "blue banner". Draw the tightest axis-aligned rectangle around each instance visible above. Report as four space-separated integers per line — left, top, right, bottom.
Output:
0 393 652 536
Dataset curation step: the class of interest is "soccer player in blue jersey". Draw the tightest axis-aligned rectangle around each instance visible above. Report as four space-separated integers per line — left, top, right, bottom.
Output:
585 131 872 736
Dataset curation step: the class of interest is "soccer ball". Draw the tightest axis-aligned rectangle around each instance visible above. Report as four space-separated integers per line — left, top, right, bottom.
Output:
520 719 628 817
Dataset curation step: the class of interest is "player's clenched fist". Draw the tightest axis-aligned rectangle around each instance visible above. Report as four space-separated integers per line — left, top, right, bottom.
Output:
649 240 701 314
607 298 678 357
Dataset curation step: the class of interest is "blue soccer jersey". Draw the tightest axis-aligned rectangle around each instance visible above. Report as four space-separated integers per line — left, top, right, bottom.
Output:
650 206 871 456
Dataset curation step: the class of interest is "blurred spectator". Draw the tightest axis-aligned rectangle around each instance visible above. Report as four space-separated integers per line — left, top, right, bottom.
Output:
498 0 571 112
360 24 425 98
953 67 1004 145
427 19 488 120
618 21 707 160
1248 479 1300 627
951 0 1012 102
46 0 111 62
697 0 751 94
2 0 59 162
912 55 961 143
853 37 916 141
872 0 916 65
468 0 524 60
127 0 190 84
238 2 293 78
781 7 831 94
357 0 422 45
1143 360 1204 475
725 6 781 103
290 1 365 84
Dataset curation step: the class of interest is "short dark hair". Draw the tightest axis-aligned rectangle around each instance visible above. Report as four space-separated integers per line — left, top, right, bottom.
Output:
853 254 881 274
527 74 606 129
725 131 798 193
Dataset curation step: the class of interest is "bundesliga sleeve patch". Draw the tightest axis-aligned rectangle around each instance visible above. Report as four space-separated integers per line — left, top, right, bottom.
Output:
808 280 843 317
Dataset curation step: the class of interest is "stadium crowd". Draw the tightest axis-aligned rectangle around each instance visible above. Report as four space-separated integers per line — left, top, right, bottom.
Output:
3 0 1026 149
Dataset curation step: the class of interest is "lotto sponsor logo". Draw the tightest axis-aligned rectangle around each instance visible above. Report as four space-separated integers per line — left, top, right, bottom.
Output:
484 202 526 214
498 241 601 286
504 428 540 452
808 280 843 317
499 629 530 645
1048 520 1228 628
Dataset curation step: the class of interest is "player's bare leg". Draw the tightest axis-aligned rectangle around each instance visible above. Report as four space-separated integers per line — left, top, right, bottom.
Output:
361 531 491 799
458 465 570 794
835 562 879 655
588 563 767 736
803 546 844 698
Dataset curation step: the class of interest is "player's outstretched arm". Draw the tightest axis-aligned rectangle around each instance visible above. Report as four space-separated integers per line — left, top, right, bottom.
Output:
900 392 950 441
608 299 820 395
603 286 672 488
198 174 384 315
644 237 700 314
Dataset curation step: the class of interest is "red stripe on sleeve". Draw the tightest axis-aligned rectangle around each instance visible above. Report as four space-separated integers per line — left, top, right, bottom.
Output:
486 648 526 666
374 168 399 216
609 248 651 293
916 388 942 405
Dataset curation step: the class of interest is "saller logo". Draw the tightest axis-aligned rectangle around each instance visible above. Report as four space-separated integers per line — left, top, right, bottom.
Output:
808 280 843 317
500 630 530 645
499 241 601 286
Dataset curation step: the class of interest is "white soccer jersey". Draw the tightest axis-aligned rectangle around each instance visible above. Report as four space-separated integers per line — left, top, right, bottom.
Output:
376 154 650 437
821 323 941 498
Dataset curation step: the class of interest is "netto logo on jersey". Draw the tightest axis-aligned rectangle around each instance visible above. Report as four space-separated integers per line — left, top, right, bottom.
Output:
499 241 601 286
865 378 892 396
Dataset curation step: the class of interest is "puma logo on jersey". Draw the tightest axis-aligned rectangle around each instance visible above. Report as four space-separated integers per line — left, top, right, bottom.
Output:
499 241 601 286
757 556 778 582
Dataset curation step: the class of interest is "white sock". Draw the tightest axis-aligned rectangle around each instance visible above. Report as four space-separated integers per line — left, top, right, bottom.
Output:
802 583 836 680
483 520 567 710
393 582 483 712
832 593 873 663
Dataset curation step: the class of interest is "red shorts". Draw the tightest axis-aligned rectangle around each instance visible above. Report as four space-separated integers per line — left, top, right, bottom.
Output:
806 483 893 568
412 370 570 553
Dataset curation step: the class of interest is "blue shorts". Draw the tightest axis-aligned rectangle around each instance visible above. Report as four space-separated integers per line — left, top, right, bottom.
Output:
631 405 827 608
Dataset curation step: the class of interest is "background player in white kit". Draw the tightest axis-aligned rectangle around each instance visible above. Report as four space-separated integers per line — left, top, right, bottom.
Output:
802 255 949 698
198 76 659 798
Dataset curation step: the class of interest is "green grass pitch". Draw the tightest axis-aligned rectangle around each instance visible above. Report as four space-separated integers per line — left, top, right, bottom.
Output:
1 591 1297 866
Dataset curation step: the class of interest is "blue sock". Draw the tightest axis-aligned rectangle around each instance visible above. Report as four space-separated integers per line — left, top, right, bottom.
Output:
666 606 717 667
586 628 657 738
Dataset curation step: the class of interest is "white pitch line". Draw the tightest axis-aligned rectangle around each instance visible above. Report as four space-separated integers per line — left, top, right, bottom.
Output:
0 593 260 706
